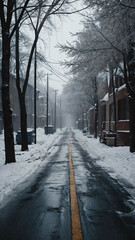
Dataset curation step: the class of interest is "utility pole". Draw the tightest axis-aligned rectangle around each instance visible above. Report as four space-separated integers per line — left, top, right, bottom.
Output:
82 105 84 130
54 90 58 132
45 73 52 135
60 99 62 130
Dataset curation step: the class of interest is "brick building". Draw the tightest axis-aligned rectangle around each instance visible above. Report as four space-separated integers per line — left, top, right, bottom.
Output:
100 76 129 145
87 70 130 146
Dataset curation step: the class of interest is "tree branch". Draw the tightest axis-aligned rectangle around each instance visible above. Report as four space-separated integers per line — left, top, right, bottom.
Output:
51 4 91 15
117 0 135 8
91 19 124 54
0 0 6 29
10 0 30 40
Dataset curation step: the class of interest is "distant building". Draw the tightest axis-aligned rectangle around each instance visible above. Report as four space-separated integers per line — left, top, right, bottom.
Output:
0 72 47 133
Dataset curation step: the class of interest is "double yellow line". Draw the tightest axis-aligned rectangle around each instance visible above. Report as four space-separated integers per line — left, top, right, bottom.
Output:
68 137 83 240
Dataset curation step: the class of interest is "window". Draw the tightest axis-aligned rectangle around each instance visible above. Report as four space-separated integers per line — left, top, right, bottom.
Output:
118 97 129 120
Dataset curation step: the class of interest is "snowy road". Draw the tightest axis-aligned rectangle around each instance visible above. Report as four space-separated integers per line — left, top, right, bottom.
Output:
0 129 135 240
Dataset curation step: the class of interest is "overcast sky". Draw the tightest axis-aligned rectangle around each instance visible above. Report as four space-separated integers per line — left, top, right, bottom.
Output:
38 4 84 94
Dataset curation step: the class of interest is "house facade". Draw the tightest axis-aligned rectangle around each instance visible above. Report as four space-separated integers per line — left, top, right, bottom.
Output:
100 78 129 145
88 70 130 146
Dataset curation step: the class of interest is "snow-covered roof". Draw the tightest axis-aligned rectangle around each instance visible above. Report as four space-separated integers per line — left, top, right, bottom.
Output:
100 93 109 102
38 95 45 99
117 84 126 91
88 106 95 112
38 115 46 118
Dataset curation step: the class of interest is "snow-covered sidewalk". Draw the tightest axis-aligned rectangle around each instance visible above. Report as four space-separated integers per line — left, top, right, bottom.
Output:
1 128 135 207
73 129 135 198
0 128 64 206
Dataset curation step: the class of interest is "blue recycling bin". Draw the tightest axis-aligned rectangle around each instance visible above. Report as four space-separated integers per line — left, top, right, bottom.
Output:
16 130 33 144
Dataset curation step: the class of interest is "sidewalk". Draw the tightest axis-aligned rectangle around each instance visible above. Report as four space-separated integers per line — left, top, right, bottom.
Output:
0 128 64 206
73 129 135 200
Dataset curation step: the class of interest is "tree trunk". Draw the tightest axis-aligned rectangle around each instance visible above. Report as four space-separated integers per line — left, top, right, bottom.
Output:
94 77 98 138
20 95 28 151
15 9 29 151
129 97 135 152
1 33 16 164
94 101 98 138
126 45 135 152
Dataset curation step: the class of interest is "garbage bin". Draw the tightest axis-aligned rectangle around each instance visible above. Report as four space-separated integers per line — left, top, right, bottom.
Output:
16 129 34 144
44 125 54 134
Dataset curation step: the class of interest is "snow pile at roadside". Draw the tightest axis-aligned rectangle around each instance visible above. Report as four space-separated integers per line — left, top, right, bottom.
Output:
74 130 135 187
0 128 63 204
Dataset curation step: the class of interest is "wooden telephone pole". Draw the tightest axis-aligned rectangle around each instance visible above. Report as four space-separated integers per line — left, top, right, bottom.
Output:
45 73 52 135
54 90 58 132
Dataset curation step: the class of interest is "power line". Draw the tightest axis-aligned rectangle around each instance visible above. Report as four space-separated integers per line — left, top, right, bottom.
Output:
37 72 54 108
39 61 72 86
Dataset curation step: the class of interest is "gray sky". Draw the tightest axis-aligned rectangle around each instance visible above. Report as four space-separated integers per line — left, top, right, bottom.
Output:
38 5 84 94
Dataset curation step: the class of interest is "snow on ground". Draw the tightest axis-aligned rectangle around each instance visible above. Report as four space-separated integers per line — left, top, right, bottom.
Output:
0 128 64 206
73 129 135 198
1 127 135 207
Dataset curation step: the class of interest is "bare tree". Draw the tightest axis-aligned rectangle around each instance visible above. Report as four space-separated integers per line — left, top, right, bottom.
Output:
15 0 73 151
0 0 30 164
0 0 85 162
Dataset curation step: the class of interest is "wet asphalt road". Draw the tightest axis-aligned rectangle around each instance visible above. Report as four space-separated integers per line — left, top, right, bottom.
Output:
0 130 135 240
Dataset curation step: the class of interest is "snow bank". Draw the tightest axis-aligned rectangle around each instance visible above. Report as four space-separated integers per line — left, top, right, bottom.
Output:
0 128 64 206
74 130 135 189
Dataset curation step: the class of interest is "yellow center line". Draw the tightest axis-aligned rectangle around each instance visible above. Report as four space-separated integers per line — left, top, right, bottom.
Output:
68 137 83 240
